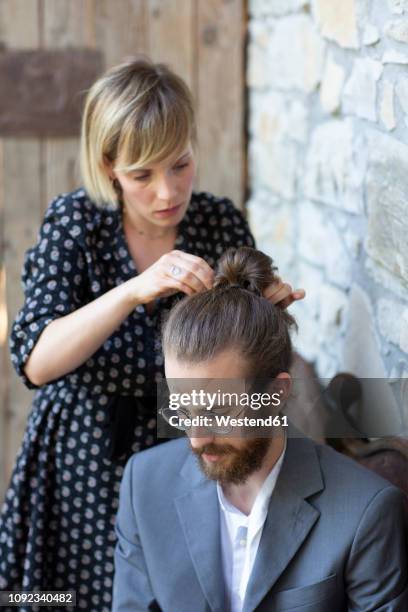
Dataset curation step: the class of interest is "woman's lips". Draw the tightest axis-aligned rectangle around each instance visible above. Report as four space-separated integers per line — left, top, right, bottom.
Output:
153 204 183 218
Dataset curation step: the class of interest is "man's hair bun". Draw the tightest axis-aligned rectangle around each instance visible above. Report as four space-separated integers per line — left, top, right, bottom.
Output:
162 246 296 379
214 247 278 295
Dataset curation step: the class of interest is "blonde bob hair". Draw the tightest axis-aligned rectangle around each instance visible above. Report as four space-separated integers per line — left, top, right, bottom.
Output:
80 57 196 207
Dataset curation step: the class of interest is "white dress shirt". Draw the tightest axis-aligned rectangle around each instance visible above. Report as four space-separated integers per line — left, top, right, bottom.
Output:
216 441 286 612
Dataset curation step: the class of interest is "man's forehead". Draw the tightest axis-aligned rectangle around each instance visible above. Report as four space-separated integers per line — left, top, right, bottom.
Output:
164 348 250 380
166 378 247 395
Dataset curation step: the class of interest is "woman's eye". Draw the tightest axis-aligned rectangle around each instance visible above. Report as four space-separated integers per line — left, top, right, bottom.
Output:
174 162 189 172
133 174 150 182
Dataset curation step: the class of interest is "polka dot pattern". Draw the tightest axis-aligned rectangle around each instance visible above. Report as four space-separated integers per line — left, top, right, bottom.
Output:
0 188 255 611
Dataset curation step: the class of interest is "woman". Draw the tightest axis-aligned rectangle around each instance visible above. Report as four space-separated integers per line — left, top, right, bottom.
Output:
0 58 303 611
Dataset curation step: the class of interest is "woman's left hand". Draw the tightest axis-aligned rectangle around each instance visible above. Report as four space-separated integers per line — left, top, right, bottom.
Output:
263 277 305 309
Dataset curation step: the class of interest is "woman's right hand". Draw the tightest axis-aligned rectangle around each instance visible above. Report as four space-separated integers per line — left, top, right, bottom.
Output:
128 250 215 305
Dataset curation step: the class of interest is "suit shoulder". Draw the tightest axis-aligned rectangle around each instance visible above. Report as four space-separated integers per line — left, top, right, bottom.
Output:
315 441 400 499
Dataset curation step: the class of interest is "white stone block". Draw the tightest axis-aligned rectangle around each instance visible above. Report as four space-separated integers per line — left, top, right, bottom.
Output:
296 260 325 317
247 38 270 89
298 201 326 264
287 100 309 143
365 130 408 286
380 80 396 131
298 201 351 289
383 49 408 64
247 199 295 274
267 14 325 92
344 229 362 259
363 24 380 45
292 306 320 363
377 298 405 345
325 227 352 290
320 54 346 114
400 309 408 353
318 285 349 347
249 0 310 17
249 140 298 200
250 91 308 145
343 286 384 377
343 58 383 121
312 0 359 48
246 188 281 212
316 351 340 379
388 0 408 14
248 19 271 48
304 119 364 213
395 77 408 113
365 257 408 301
343 285 401 434
385 18 408 43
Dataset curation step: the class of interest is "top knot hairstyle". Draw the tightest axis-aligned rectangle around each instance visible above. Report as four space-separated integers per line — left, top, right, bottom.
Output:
162 247 297 379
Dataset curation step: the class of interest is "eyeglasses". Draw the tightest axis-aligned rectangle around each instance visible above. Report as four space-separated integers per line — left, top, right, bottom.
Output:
158 404 246 434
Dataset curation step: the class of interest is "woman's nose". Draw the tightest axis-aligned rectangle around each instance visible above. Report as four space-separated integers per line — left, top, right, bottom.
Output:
156 174 177 201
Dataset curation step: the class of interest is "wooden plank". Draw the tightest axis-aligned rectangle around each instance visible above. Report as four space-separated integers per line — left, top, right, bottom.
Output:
42 0 146 202
196 0 245 209
0 49 103 137
0 0 39 48
91 0 146 68
0 140 7 501
43 0 95 204
2 139 42 479
0 0 41 495
43 0 91 48
146 0 195 91
43 139 80 207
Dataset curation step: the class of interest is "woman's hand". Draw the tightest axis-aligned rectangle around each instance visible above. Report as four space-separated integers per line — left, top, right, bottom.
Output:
263 277 305 309
128 250 214 304
24 250 214 386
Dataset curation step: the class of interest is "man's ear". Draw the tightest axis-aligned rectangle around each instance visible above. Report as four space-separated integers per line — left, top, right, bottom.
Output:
274 372 291 405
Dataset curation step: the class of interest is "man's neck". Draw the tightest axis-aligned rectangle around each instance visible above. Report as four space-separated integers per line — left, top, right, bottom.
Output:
221 435 285 516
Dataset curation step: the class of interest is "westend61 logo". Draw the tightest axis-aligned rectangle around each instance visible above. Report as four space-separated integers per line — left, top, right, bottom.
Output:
158 384 289 435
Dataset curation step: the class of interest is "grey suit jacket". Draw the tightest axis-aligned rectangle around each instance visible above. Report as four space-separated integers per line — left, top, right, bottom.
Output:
112 434 408 611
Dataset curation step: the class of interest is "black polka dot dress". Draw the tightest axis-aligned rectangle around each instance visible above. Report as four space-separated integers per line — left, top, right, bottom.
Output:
0 188 255 611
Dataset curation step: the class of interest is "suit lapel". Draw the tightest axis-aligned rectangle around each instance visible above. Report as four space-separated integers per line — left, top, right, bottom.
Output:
243 434 324 612
174 454 226 612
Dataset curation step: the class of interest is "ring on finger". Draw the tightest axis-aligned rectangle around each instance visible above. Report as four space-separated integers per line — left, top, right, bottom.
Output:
171 265 183 277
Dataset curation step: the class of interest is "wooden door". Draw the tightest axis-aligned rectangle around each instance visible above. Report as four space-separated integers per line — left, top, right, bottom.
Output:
0 0 246 501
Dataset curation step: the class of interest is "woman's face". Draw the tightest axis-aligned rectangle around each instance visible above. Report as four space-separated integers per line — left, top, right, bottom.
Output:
111 144 196 230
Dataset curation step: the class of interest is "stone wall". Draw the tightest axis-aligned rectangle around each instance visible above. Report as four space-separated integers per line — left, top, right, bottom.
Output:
247 0 408 428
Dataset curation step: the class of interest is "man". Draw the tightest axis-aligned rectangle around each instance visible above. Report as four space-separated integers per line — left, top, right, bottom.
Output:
112 247 408 611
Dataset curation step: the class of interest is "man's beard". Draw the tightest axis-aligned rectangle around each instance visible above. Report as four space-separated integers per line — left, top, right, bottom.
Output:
191 438 271 485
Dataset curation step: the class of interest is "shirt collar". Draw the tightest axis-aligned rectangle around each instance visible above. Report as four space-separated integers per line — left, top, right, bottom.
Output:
217 436 287 537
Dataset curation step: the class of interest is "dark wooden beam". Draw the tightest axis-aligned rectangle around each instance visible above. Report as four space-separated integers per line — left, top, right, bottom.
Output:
0 49 104 137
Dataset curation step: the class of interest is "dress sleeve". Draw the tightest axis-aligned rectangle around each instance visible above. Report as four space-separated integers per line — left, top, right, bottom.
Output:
9 195 87 389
